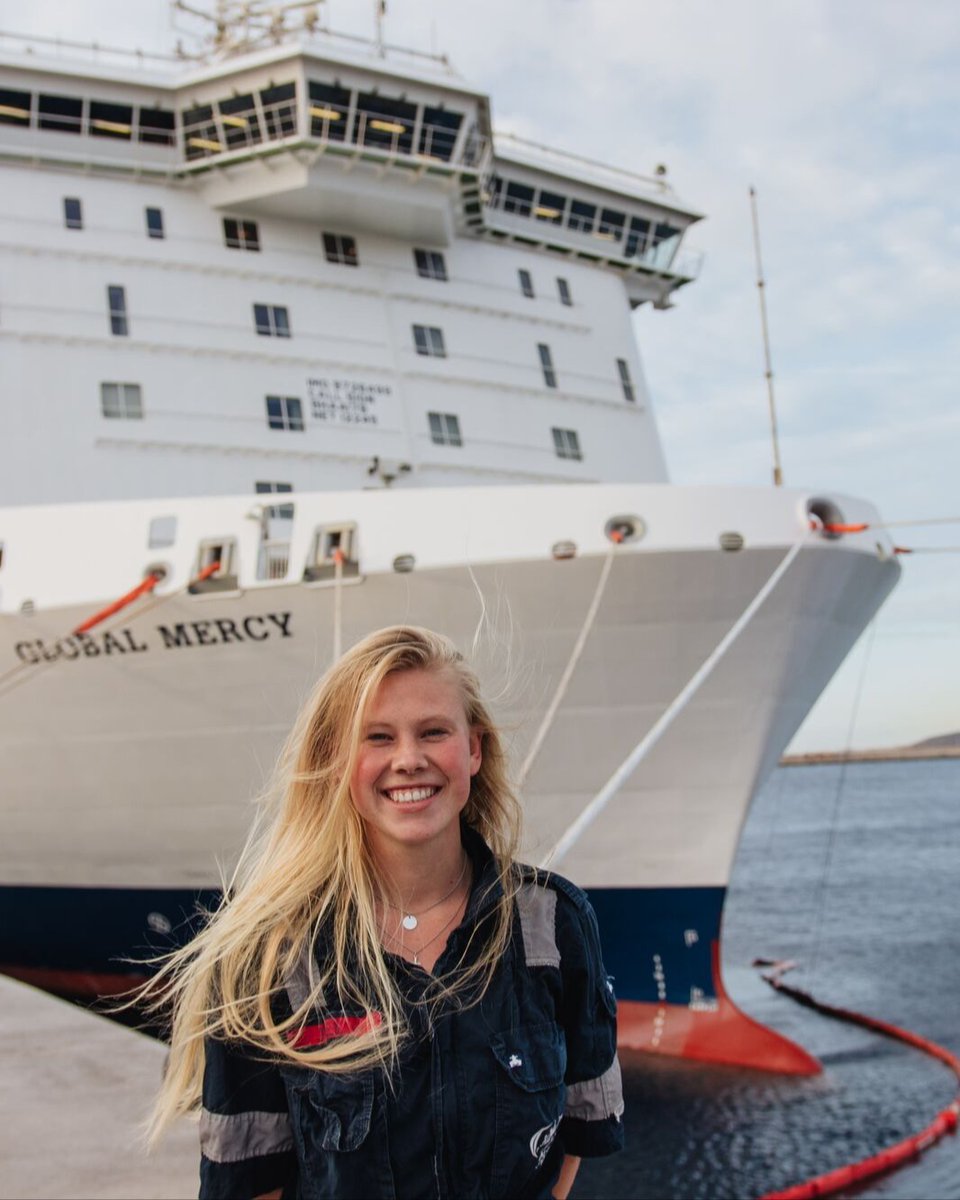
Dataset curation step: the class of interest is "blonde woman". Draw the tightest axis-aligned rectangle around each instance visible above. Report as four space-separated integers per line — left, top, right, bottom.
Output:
151 626 623 1199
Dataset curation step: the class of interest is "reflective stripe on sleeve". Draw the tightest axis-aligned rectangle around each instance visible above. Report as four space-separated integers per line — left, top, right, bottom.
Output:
564 1057 625 1122
199 1108 294 1163
516 882 560 968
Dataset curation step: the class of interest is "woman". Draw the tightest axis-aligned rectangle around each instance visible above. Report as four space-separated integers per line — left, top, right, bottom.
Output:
150 626 623 1199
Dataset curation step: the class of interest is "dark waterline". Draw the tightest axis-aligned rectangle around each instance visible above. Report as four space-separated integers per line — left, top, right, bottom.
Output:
573 760 960 1200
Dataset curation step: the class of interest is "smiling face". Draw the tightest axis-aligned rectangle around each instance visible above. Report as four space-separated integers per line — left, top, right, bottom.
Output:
350 666 482 862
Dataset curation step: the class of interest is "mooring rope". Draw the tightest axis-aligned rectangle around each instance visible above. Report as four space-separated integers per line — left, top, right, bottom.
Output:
541 532 810 869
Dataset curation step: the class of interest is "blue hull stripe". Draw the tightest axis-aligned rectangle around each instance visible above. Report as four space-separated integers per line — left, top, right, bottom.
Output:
0 884 727 1006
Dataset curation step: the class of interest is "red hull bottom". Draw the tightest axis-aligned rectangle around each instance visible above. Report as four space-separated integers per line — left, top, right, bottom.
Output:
617 944 821 1075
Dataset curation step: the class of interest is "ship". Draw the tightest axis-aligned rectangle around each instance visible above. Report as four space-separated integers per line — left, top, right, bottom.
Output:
0 2 900 1072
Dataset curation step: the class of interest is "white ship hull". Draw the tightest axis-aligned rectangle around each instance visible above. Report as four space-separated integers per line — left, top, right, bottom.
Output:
0 481 899 1068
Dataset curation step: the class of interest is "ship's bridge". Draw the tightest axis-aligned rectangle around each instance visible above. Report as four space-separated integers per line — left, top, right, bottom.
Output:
0 33 701 304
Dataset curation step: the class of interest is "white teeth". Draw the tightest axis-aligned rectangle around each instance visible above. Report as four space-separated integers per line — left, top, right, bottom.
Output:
386 786 439 804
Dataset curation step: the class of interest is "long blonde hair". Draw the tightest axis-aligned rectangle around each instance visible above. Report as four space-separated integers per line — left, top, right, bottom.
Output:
147 625 522 1141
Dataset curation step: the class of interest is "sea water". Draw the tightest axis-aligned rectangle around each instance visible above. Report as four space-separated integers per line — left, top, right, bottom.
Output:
574 759 960 1200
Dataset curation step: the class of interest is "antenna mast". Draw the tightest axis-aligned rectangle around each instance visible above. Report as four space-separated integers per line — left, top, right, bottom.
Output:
374 0 386 56
749 186 784 487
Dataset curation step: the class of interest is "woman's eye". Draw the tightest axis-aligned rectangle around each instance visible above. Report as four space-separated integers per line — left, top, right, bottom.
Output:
367 732 391 743
423 728 449 739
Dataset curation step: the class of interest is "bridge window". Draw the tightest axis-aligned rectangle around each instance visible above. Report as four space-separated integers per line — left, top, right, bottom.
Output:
266 396 303 431
518 269 535 299
253 304 290 338
63 196 83 230
413 325 446 358
504 182 534 217
428 411 462 446
323 232 358 266
107 285 128 336
0 89 31 127
219 93 261 149
420 106 461 161
138 106 175 146
358 92 416 154
557 278 572 306
414 248 447 281
552 427 582 460
625 216 650 258
260 82 297 139
598 208 625 243
568 199 596 234
89 100 133 140
535 190 566 224
223 217 260 251
183 103 220 158
617 358 636 402
538 343 557 389
309 81 351 140
145 207 164 239
39 92 82 134
101 382 142 419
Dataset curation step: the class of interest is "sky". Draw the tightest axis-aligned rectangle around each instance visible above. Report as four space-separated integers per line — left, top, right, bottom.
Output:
6 0 959 752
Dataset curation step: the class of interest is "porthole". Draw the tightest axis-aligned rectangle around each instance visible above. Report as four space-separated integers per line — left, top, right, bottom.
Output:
604 515 646 544
719 532 744 552
552 540 577 560
20 599 35 616
144 562 170 584
393 554 416 573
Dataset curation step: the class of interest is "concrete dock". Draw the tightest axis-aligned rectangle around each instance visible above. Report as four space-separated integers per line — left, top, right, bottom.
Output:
0 975 197 1199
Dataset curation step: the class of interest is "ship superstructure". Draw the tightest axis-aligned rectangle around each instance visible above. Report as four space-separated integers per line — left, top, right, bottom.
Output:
0 26 698 506
0 13 898 1073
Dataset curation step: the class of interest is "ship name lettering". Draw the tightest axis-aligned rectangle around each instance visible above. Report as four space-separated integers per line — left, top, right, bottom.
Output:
13 627 148 664
155 611 293 650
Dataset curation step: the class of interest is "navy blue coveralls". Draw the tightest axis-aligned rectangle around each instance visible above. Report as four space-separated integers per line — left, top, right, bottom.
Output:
199 826 624 1199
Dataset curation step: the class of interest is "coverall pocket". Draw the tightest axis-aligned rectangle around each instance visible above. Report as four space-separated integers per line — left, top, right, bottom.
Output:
490 1021 567 1197
282 1067 374 1153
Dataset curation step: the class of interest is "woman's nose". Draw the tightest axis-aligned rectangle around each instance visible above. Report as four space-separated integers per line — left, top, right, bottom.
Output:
392 735 427 771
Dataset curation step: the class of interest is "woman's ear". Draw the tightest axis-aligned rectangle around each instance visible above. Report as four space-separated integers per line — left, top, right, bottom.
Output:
469 728 483 777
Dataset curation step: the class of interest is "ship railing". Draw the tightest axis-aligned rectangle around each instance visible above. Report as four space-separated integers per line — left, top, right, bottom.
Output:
256 540 291 583
180 98 488 172
482 185 701 278
494 131 677 199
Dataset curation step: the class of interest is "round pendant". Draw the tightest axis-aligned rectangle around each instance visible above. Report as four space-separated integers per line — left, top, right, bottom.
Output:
402 914 418 931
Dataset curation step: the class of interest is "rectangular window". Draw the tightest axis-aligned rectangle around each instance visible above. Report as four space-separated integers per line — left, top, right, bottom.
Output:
534 190 566 224
145 207 164 239
223 217 260 251
552 427 582 461
38 92 82 134
597 208 626 243
265 396 304 431
255 481 295 519
219 93 261 150
0 88 31 127
428 412 462 447
107 285 128 336
557 278 572 306
503 181 534 217
253 304 291 338
89 100 133 140
567 199 596 234
309 81 351 141
518 269 535 299
414 248 448 281
100 382 142 419
617 358 636 402
63 196 83 230
419 106 462 161
413 324 446 358
323 232 358 266
625 216 651 259
260 82 297 140
538 343 557 389
138 106 176 146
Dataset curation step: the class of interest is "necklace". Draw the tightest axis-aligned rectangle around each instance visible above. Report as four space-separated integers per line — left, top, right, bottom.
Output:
381 888 469 967
384 852 468 931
